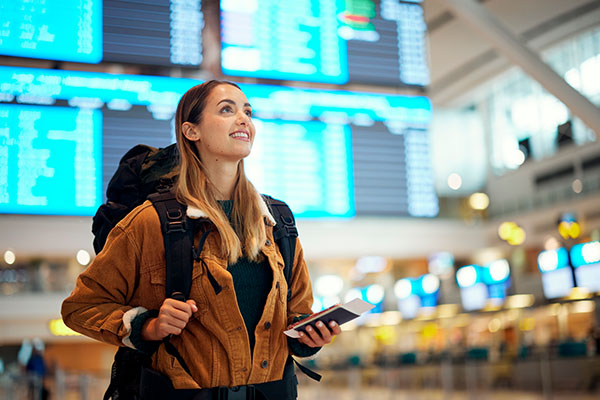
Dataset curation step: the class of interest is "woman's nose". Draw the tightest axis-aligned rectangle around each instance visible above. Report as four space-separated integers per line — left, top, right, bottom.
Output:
237 111 249 125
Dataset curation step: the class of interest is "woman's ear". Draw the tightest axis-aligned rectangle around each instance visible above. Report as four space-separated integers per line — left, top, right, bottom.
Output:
182 122 201 141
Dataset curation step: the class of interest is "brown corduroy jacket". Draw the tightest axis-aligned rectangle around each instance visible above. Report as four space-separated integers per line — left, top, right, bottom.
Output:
61 197 315 389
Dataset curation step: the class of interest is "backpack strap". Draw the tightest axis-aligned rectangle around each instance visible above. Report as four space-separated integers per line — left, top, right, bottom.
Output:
148 191 195 300
263 196 323 382
263 195 298 302
148 191 195 376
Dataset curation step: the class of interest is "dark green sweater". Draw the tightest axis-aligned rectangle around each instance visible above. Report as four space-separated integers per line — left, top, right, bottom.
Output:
220 200 271 352
220 200 318 357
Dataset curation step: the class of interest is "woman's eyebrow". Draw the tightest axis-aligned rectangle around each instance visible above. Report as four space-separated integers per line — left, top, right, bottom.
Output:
217 99 252 108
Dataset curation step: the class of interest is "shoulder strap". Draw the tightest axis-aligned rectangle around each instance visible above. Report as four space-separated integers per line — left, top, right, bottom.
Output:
263 195 298 301
263 196 323 382
148 191 195 301
148 191 195 376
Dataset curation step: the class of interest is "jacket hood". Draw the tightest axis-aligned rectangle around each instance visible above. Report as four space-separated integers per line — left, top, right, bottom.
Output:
186 192 277 226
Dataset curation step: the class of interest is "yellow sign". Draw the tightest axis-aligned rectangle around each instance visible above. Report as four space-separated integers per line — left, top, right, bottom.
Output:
48 319 81 336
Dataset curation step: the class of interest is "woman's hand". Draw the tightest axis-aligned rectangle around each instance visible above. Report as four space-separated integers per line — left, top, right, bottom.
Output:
141 298 198 341
297 321 342 347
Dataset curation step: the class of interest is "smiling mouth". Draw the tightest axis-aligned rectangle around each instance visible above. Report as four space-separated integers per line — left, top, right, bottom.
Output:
230 131 250 141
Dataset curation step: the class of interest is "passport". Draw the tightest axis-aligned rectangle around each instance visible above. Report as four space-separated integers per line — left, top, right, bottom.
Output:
284 298 375 338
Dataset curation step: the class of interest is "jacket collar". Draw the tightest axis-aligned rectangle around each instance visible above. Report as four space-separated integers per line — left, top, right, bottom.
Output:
186 193 277 226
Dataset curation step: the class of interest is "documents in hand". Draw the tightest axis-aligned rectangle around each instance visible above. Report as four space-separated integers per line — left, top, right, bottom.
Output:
284 298 375 338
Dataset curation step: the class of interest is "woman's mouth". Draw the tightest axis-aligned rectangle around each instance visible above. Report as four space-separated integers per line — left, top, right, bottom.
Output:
230 131 250 141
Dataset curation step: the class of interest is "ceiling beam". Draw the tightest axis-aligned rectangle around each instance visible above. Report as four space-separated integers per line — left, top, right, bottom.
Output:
443 0 600 137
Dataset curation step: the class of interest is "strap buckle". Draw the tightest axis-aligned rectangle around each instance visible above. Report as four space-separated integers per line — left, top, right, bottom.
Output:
165 220 185 233
165 208 186 233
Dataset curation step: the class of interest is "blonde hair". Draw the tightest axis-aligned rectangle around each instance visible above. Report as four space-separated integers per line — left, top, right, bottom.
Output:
174 81 267 264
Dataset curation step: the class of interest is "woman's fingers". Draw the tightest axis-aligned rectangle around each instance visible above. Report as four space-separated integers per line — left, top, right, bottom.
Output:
298 320 340 347
156 298 198 337
314 321 332 342
329 321 341 335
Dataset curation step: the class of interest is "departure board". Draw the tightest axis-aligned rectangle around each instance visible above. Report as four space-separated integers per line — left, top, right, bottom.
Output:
0 0 204 67
220 0 429 86
245 121 354 218
0 0 102 63
103 0 204 67
0 104 102 216
0 66 437 218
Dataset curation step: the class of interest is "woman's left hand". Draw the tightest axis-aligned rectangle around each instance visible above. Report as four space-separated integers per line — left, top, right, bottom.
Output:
297 320 342 347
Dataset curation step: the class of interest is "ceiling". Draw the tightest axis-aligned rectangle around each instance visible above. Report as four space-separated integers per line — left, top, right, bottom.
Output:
422 0 600 106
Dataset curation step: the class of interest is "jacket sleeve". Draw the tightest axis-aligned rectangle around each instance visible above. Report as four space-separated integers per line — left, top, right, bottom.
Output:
61 222 146 348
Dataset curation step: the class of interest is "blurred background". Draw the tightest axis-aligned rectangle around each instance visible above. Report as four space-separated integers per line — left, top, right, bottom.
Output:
0 0 599 399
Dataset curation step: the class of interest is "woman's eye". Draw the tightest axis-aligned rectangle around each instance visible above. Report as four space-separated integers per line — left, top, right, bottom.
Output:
245 110 252 117
221 106 233 113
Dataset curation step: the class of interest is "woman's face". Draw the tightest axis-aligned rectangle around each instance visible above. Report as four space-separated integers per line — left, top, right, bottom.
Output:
184 84 255 163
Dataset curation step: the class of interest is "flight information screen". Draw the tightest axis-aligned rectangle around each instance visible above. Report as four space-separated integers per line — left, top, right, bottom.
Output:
0 0 102 63
0 104 102 216
0 66 437 218
0 0 204 67
220 0 429 86
103 0 204 67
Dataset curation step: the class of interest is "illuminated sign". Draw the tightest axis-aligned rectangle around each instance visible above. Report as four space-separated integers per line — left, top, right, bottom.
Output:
0 0 102 63
570 241 600 293
0 1 204 67
0 66 436 218
220 0 429 86
48 319 81 337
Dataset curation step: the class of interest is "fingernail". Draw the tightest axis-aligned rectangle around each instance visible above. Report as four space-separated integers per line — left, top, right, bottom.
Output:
299 332 304 337
306 327 312 332
192 305 198 312
329 321 337 327
316 322 323 328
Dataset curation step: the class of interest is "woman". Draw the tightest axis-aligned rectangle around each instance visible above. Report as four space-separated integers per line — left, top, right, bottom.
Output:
61 80 341 399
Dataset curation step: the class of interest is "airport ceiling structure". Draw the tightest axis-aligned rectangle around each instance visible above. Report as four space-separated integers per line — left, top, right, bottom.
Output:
423 0 600 108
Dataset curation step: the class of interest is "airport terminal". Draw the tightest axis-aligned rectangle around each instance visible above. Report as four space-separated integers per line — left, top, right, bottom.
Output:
0 0 599 399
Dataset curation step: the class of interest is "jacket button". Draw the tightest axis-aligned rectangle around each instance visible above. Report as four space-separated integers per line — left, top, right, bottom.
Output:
264 321 271 329
261 360 268 368
265 239 272 246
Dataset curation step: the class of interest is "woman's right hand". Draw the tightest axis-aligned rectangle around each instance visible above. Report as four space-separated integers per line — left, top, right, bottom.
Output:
141 298 198 341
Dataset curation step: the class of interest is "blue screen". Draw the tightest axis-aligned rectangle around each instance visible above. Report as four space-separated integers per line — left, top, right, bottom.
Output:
460 282 488 311
220 0 429 86
0 66 436 218
0 104 102 216
245 120 354 218
221 0 348 84
0 0 102 63
541 267 575 299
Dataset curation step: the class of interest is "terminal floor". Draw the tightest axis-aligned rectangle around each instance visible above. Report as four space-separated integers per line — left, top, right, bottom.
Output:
3 383 599 399
298 387 600 400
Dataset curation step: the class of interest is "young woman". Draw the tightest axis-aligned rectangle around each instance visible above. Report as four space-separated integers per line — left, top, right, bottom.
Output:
61 80 341 399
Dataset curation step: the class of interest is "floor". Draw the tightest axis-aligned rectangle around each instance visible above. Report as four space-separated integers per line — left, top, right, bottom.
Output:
298 386 600 400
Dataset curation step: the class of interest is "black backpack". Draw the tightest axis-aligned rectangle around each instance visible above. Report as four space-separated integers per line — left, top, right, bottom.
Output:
93 144 311 400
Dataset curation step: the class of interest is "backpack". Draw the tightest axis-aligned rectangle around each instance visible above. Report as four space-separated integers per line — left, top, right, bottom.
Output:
93 144 309 400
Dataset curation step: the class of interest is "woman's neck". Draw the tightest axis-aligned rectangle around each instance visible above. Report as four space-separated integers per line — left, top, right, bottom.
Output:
203 160 238 200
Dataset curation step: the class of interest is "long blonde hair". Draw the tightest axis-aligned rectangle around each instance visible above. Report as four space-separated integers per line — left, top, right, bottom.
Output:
175 80 267 264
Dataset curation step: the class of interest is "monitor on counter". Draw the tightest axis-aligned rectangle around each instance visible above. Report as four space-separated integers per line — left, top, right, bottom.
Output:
570 241 600 293
538 248 575 299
